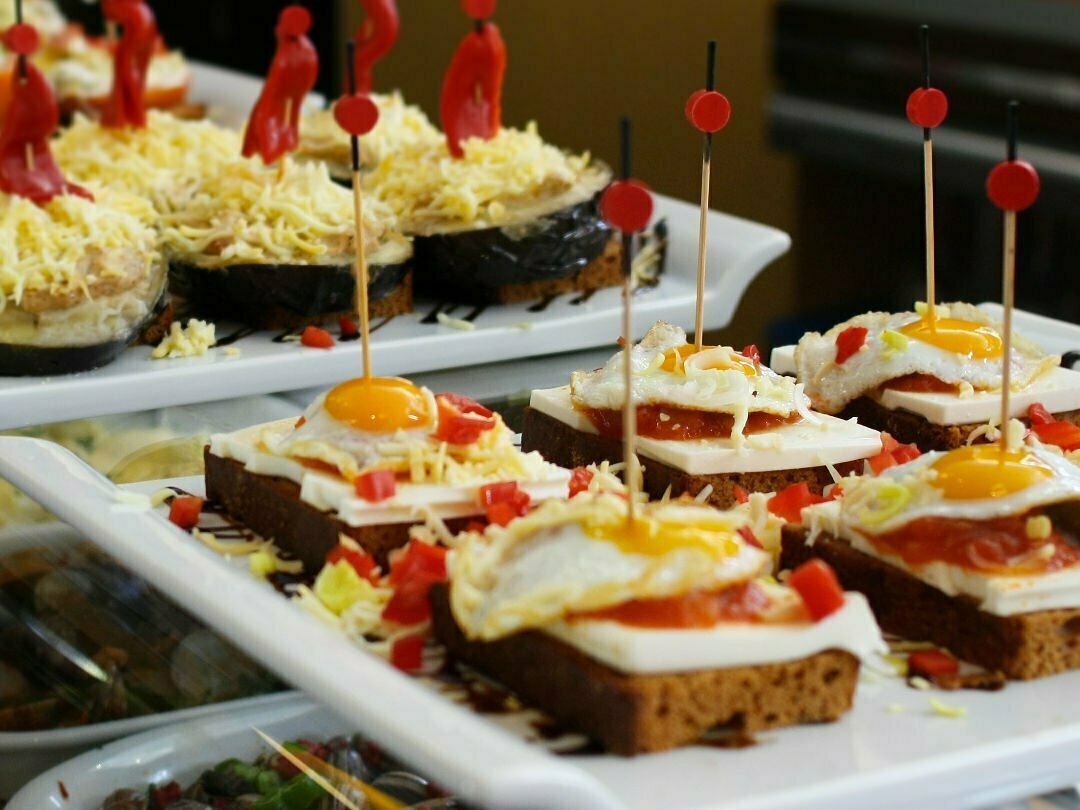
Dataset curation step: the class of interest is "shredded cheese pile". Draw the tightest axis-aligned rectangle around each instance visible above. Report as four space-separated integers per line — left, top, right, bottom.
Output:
299 92 441 170
161 158 403 268
53 112 241 218
363 122 609 234
0 192 157 310
151 319 216 360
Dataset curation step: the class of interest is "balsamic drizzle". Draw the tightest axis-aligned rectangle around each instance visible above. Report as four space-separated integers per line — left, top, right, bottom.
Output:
527 294 560 313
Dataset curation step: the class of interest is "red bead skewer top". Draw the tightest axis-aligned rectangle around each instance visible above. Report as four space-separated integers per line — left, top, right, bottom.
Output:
906 87 948 129
685 89 731 134
335 94 380 137
353 0 399 95
241 6 319 166
0 24 92 205
987 161 1040 212
462 0 496 20
601 180 653 235
101 0 158 130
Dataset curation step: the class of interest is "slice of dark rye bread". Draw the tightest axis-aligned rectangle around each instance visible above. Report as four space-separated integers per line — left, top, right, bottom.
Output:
780 526 1080 680
520 406 834 508
429 584 858 755
840 396 1080 452
203 449 469 571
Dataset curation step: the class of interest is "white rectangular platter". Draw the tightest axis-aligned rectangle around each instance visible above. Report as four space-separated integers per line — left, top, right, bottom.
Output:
0 194 788 431
5 436 1080 810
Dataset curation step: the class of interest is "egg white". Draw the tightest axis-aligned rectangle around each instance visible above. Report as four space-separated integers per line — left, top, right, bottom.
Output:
795 303 1059 414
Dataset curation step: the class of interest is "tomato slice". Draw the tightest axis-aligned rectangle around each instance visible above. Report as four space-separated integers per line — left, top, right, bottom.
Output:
834 326 868 365
767 482 828 523
788 559 845 621
355 469 396 502
168 496 203 530
907 649 959 679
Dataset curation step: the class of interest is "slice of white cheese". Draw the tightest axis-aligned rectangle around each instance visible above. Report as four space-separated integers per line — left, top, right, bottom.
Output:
770 345 1080 425
209 420 570 527
544 593 886 674
529 387 881 474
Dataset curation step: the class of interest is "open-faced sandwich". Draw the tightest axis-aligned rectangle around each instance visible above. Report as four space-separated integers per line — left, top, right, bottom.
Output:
523 322 883 506
781 426 1080 679
430 491 885 754
204 375 569 571
771 302 1080 451
299 91 440 181
161 158 413 329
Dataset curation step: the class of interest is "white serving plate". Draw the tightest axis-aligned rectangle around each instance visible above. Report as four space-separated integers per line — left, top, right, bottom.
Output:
6 439 1080 809
9 694 338 810
978 303 1080 358
0 522 296 799
0 193 789 431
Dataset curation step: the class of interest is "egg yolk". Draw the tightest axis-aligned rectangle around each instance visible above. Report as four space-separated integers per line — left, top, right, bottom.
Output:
324 377 431 433
585 514 742 558
660 345 757 376
898 317 1004 360
930 445 1052 500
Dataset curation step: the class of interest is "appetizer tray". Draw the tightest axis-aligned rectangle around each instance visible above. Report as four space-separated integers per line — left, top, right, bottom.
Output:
6 439 1080 810
0 194 788 431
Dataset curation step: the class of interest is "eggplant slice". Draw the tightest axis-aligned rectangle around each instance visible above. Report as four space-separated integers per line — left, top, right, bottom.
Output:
169 260 412 330
411 198 614 304
0 291 171 377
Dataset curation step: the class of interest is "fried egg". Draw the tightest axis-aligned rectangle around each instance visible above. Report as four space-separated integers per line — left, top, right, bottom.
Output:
795 303 1058 414
264 377 436 479
571 321 809 420
450 492 769 640
823 443 1080 535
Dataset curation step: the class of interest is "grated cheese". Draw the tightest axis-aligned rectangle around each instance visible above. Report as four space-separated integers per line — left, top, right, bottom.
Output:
161 158 407 268
53 112 240 218
363 122 610 235
928 697 967 718
151 319 216 360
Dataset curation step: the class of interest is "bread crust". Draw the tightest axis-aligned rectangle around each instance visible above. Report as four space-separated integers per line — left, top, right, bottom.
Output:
840 396 1080 452
521 406 835 507
430 584 858 755
204 449 466 570
780 526 1080 680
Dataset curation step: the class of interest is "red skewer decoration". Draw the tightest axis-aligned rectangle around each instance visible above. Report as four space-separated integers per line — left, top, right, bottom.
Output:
684 40 731 350
986 101 1039 452
352 0 399 95
100 0 158 129
599 117 654 522
242 6 319 173
440 0 505 157
0 22 91 204
334 39 381 379
906 25 949 327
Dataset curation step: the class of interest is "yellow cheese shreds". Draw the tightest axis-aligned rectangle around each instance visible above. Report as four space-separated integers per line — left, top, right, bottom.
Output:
53 111 241 217
0 192 157 310
299 92 441 168
151 319 216 360
363 122 609 233
160 158 399 267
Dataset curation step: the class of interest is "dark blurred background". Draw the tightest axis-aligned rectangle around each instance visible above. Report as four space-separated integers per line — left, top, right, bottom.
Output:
58 0 1080 350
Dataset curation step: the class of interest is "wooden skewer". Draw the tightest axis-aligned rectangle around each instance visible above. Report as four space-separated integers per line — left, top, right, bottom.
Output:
693 41 718 351
352 171 372 379
1000 208 1016 452
923 137 937 328
622 241 637 523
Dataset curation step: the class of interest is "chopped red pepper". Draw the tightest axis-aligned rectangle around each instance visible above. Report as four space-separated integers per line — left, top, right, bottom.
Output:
868 451 899 475
242 6 319 165
168 496 203 530
150 782 183 810
866 431 921 475
767 482 828 523
741 344 762 365
465 520 487 534
294 415 307 428
732 485 750 504
907 649 960 679
1031 420 1080 452
325 545 380 583
737 525 763 549
339 316 358 337
353 0 400 95
834 326 869 365
355 468 396 502
433 393 496 445
101 0 158 129
568 467 594 497
300 326 335 349
1028 402 1055 426
479 481 530 525
382 573 440 624
440 20 506 157
388 540 448 586
390 633 426 672
788 559 845 621
485 501 518 527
